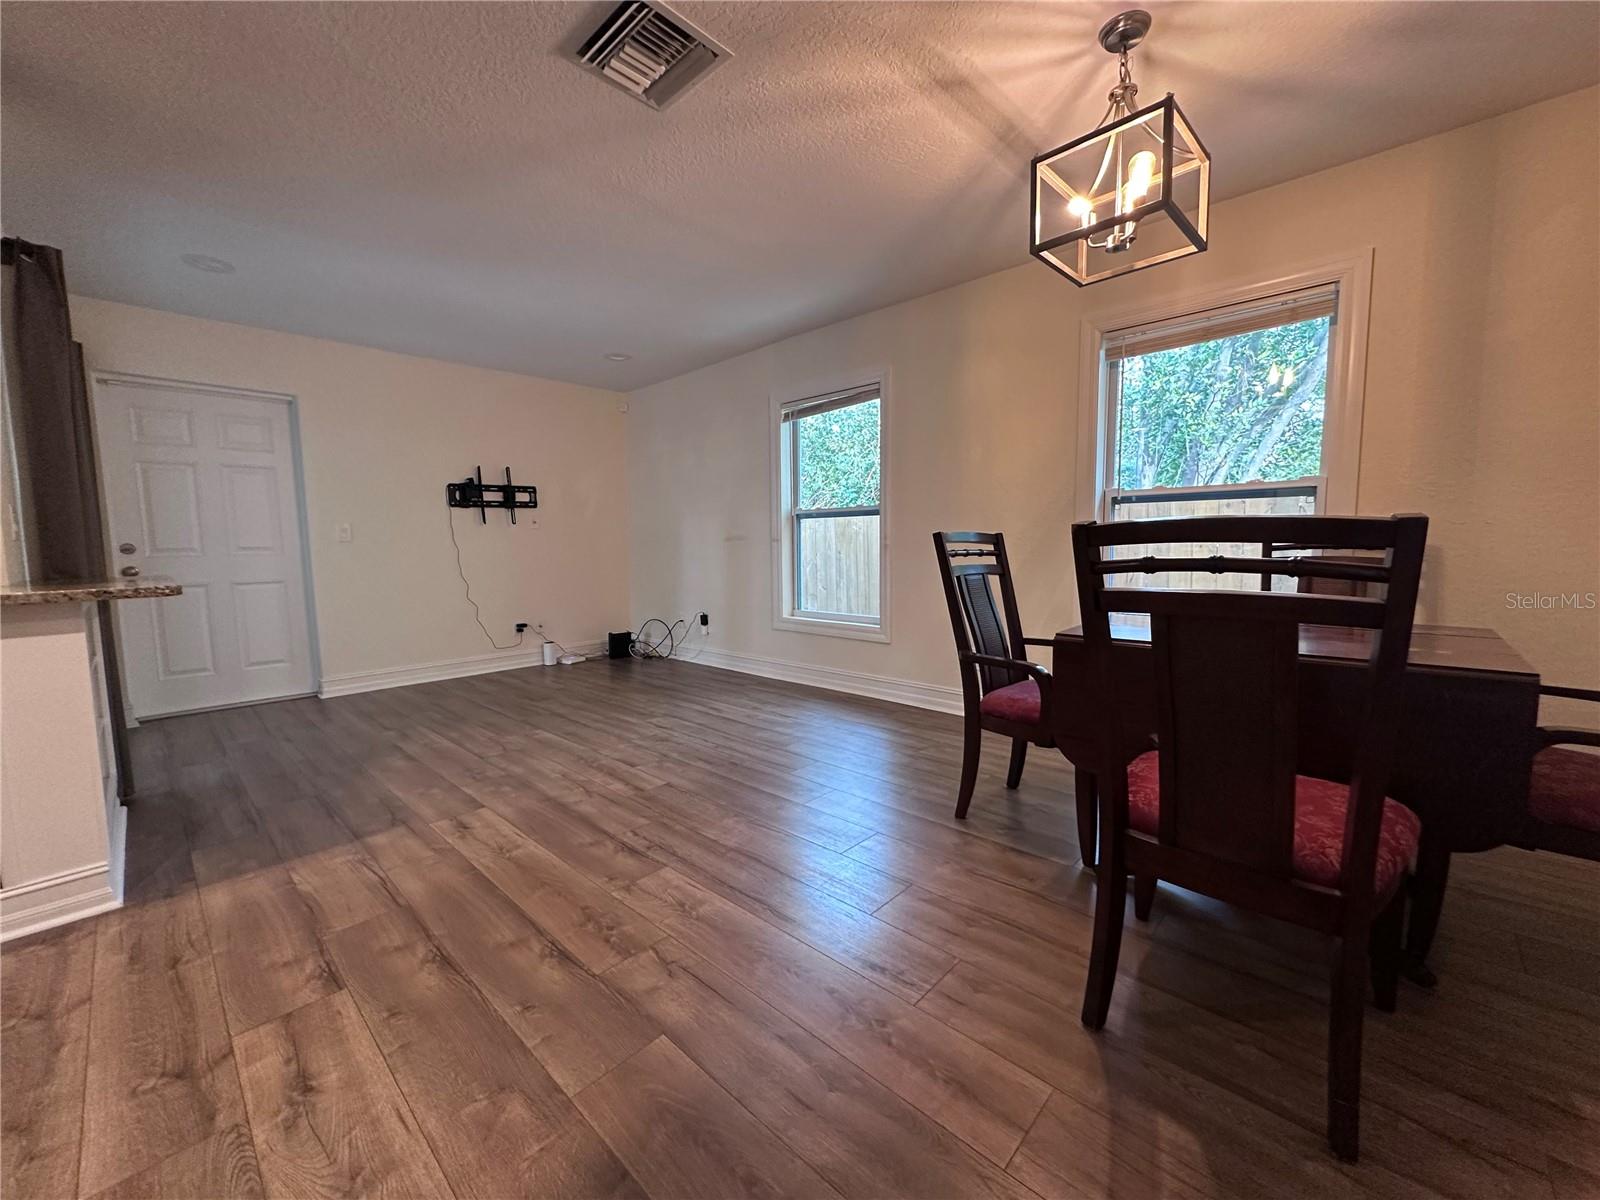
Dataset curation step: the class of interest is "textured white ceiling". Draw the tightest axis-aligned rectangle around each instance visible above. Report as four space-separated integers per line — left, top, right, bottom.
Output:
3 1 1596 390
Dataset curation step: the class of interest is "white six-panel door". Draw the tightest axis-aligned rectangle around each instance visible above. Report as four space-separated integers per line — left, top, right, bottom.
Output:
93 377 315 718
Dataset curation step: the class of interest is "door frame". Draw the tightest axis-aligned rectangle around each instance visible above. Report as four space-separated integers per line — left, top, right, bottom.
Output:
88 369 323 721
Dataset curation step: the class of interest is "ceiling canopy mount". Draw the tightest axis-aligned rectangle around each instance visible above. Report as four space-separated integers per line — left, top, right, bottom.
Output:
1097 9 1151 55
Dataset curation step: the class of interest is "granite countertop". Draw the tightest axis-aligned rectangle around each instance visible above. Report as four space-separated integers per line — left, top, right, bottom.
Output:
0 576 183 606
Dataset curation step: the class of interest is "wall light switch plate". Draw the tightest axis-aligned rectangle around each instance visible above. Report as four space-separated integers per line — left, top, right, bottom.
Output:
336 522 352 543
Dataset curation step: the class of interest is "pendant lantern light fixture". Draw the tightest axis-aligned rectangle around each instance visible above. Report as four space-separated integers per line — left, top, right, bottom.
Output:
1030 10 1210 286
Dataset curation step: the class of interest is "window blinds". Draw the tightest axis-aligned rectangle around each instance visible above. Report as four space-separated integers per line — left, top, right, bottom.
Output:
1103 283 1339 362
781 385 879 423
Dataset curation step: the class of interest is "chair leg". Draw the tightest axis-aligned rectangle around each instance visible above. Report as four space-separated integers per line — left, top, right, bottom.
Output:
1133 872 1157 922
1328 932 1369 1162
1074 768 1098 869
1403 836 1452 988
1005 739 1028 789
1369 887 1405 1014
954 711 982 820
1081 849 1127 1030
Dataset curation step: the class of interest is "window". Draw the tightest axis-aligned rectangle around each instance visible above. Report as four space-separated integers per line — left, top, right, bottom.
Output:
1085 262 1371 598
773 381 886 639
1104 284 1336 522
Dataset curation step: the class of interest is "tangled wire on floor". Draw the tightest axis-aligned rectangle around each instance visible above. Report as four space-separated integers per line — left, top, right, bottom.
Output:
631 615 705 659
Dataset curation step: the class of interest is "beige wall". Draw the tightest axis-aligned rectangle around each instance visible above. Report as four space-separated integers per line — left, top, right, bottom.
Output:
628 88 1600 717
71 297 629 685
1 603 120 939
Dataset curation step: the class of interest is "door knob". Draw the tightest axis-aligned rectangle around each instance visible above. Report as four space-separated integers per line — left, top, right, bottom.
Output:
120 565 141 578
118 542 137 555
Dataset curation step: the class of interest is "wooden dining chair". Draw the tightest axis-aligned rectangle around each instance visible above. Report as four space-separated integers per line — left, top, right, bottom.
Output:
1402 683 1600 988
1070 513 1428 1161
933 532 1095 857
1513 684 1600 861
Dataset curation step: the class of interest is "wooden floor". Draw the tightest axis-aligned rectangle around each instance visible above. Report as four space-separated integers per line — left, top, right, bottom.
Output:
4 660 1598 1199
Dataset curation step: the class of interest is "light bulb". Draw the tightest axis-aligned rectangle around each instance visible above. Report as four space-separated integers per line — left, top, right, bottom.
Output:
1067 194 1094 227
1126 150 1158 202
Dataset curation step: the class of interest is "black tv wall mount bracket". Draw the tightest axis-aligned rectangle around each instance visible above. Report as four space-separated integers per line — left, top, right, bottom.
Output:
446 466 538 524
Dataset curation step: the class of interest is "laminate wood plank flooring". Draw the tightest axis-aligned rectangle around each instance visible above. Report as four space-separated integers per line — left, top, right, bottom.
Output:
604 938 1040 1200
190 833 342 1034
234 990 450 1198
573 1036 842 1200
616 866 1056 1167
435 806 666 973
76 889 247 1196
383 850 659 1096
84 1124 263 1200
1 921 95 1200
323 909 625 1199
3 657 1596 1198
621 819 955 1002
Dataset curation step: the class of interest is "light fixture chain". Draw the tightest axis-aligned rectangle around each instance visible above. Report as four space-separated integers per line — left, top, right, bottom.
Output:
1109 45 1138 115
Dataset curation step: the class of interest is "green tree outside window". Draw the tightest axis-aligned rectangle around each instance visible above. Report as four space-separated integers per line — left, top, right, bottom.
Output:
796 399 880 509
1115 317 1330 490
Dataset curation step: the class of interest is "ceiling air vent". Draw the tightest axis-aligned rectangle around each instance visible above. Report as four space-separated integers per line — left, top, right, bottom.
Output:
575 1 731 110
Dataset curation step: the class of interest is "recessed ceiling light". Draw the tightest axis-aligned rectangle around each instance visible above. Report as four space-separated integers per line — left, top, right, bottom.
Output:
603 352 631 362
180 253 235 274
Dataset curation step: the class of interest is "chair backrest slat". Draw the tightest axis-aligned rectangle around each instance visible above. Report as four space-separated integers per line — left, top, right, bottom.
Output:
934 531 1028 696
1071 514 1428 904
1093 514 1403 551
1109 555 1391 585
1261 545 1388 598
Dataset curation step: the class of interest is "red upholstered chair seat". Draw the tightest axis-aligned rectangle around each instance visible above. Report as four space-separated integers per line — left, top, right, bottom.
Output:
979 679 1042 725
1124 751 1421 897
1528 746 1600 833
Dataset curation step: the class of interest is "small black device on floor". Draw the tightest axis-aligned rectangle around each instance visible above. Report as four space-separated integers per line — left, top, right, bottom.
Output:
608 631 633 659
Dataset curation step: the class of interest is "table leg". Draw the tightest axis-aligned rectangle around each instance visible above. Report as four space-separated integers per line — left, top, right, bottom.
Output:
1403 833 1452 988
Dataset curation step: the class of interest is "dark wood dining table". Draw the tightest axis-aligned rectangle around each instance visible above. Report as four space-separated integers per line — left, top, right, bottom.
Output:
1051 622 1542 981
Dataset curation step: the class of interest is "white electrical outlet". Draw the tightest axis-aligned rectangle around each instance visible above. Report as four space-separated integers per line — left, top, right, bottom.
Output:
336 522 352 543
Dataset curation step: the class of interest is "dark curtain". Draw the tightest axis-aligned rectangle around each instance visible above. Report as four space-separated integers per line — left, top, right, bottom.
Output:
3 236 103 581
3 236 134 797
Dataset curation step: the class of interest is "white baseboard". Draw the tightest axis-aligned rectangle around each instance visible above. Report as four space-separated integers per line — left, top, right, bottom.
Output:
1 857 122 943
691 646 963 715
319 641 606 698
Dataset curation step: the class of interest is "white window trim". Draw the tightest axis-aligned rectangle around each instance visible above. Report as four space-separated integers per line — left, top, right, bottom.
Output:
1074 249 1374 523
770 367 891 643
